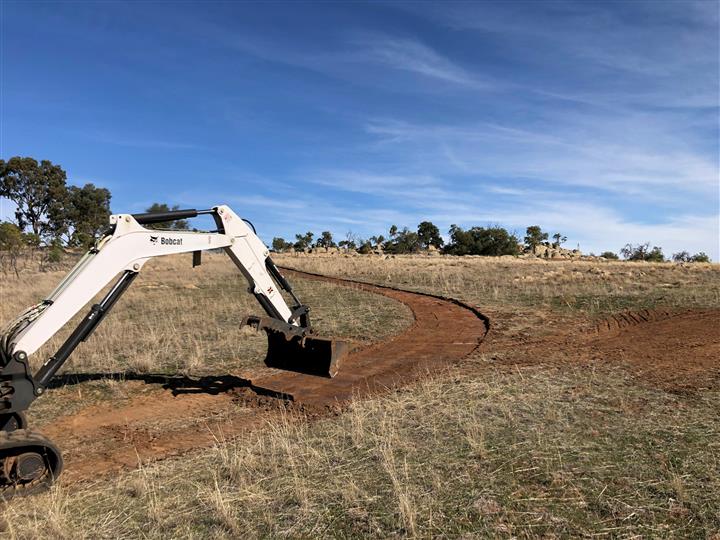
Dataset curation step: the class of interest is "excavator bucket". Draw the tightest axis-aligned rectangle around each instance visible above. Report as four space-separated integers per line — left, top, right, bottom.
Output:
242 316 349 378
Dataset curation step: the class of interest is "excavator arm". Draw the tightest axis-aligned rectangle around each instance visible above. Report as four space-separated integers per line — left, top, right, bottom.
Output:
0 204 348 497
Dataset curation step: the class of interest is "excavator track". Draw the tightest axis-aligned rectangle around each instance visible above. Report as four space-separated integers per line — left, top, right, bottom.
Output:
0 429 63 499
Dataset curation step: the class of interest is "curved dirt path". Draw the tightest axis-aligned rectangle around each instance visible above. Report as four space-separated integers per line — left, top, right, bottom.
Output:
248 268 490 405
41 268 490 482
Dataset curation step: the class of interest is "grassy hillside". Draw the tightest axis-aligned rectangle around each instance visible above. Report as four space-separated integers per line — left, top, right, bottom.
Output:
0 254 717 538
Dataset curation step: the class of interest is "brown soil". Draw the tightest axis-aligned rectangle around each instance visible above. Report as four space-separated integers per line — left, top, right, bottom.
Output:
588 309 720 393
488 308 719 393
34 271 720 485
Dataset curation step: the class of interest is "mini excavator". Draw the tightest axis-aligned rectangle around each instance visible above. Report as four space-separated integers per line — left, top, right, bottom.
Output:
0 205 349 498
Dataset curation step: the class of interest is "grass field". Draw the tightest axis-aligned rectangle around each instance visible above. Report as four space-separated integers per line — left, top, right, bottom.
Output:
0 253 718 538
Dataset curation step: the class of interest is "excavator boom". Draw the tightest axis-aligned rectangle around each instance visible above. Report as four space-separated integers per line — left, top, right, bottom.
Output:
0 204 349 497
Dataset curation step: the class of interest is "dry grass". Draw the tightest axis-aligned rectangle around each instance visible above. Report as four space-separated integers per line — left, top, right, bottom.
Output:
2 253 411 376
276 253 720 318
3 365 718 538
0 253 718 538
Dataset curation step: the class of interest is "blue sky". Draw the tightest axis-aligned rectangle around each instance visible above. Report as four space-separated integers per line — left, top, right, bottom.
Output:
1 1 718 257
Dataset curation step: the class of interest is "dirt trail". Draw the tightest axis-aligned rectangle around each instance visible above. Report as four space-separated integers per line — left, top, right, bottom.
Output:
248 269 489 405
42 269 490 482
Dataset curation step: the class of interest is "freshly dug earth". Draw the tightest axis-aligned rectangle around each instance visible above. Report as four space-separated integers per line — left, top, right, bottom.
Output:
33 271 720 485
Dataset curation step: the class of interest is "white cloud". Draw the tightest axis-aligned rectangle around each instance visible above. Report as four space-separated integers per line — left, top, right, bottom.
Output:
362 117 718 199
350 35 488 88
74 130 199 150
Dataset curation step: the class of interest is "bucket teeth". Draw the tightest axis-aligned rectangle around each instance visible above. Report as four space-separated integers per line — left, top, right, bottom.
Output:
242 316 349 378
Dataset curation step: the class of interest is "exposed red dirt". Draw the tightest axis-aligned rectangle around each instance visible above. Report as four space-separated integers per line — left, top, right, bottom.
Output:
247 269 489 405
588 309 720 392
488 308 719 393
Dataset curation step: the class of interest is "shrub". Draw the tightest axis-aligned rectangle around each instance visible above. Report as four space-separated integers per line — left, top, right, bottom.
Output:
691 252 711 263
620 243 665 262
600 251 619 260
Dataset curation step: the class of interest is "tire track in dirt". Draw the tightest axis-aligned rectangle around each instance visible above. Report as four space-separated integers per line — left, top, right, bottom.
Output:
41 268 490 483
587 309 720 393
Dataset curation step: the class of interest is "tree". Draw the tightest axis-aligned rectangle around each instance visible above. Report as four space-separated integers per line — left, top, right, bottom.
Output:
142 203 190 230
600 251 619 260
417 221 443 249
672 251 691 263
62 184 111 247
293 231 314 251
271 237 292 252
444 225 520 256
316 231 336 249
620 243 665 262
0 157 68 239
389 225 398 238
524 225 548 251
385 228 421 254
370 234 385 248
357 239 373 254
551 232 567 248
691 252 711 263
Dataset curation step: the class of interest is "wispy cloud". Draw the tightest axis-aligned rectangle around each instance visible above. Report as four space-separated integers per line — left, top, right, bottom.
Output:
349 35 488 88
193 16 490 93
362 117 718 199
411 1 718 109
